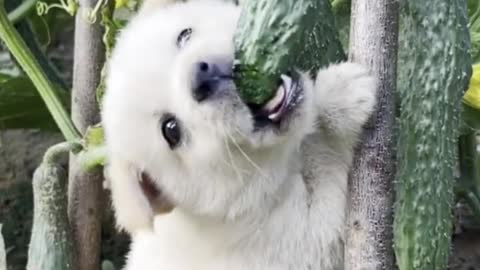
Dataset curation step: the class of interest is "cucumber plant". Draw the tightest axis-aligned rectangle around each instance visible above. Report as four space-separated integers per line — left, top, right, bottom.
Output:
393 1 472 269
26 142 80 270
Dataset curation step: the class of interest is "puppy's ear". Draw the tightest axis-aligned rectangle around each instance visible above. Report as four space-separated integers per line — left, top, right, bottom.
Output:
107 157 173 235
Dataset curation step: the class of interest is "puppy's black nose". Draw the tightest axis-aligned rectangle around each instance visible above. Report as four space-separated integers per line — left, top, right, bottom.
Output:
192 60 233 102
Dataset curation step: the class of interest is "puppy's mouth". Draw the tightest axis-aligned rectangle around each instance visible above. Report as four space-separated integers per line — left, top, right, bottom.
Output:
140 172 174 214
246 73 304 130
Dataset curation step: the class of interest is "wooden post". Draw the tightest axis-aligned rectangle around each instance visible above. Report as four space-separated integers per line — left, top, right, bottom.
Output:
69 1 106 269
345 0 399 269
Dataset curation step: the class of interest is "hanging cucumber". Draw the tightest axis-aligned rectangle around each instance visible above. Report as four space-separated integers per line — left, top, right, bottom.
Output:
234 0 344 105
26 142 80 270
393 0 472 269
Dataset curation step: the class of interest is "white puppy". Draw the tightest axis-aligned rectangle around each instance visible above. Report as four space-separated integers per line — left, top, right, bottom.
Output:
102 0 377 269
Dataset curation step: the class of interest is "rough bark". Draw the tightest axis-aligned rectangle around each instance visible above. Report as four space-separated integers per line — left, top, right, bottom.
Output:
344 1 399 269
68 1 106 269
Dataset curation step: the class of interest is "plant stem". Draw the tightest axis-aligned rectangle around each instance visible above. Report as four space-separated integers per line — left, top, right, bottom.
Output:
459 133 480 192
68 0 111 268
8 0 37 24
43 141 82 165
77 146 106 171
0 3 80 141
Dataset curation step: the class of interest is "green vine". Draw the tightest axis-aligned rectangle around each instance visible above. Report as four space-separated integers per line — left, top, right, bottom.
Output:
43 141 82 165
0 0 80 141
96 0 119 106
7 0 38 24
36 0 77 16
82 0 107 23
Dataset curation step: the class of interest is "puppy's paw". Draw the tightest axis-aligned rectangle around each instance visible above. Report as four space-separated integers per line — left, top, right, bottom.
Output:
314 62 377 139
315 62 377 108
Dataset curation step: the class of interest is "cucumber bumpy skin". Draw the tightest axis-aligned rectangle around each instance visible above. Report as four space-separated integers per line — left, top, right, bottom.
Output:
234 0 345 105
393 0 472 269
26 143 77 270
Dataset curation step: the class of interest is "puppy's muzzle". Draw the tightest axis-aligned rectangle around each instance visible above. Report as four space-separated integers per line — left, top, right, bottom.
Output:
192 59 234 102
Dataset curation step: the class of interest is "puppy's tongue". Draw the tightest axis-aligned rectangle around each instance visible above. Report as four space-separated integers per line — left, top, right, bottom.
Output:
262 75 291 121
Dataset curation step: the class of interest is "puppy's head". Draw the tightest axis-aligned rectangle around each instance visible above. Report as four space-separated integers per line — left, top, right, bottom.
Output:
103 0 315 224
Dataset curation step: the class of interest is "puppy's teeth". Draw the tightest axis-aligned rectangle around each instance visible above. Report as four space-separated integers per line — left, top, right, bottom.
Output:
263 86 285 112
280 74 292 91
268 111 281 120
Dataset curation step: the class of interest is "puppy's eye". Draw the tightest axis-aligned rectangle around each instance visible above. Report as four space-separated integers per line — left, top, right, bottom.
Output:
177 28 192 48
161 117 181 149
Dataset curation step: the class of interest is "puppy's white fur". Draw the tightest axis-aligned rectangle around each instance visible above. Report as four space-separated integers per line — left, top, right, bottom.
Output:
102 0 377 269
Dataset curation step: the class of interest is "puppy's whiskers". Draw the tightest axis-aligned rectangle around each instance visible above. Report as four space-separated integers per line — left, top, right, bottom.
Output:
226 132 267 179
231 126 249 140
221 127 248 183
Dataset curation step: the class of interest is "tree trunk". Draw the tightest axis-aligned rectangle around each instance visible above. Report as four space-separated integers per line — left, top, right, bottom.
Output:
68 1 106 269
344 1 399 269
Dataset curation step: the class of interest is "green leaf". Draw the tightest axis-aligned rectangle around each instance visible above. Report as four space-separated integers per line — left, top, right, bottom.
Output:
468 0 480 18
0 72 12 83
77 124 107 170
464 63 480 110
0 76 69 130
115 0 140 10
468 0 480 62
84 124 104 147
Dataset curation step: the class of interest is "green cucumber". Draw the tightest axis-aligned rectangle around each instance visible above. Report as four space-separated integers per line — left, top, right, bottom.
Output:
26 142 79 270
234 0 345 104
294 0 346 72
393 1 472 269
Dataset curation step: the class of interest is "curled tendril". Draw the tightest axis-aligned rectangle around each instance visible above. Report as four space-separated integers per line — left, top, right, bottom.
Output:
36 0 78 16
36 2 48 15
83 0 107 24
